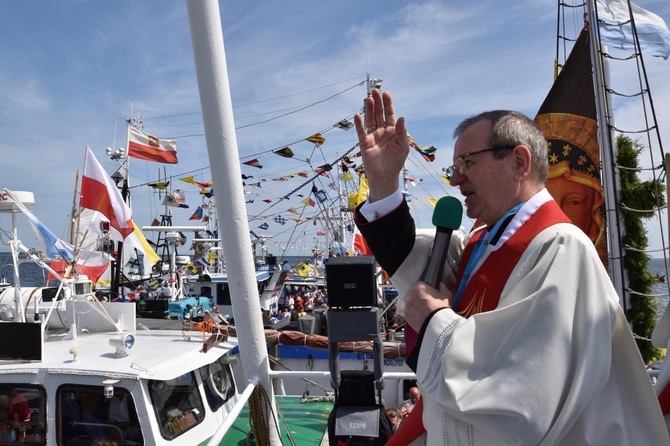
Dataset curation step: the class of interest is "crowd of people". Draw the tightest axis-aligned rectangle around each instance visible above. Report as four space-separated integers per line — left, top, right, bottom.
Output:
384 386 421 434
267 285 328 326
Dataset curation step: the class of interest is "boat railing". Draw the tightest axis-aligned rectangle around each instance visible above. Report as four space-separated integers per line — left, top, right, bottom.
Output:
269 369 416 381
205 368 415 444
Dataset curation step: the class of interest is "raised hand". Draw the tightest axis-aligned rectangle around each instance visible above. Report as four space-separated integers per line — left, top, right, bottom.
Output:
354 89 410 202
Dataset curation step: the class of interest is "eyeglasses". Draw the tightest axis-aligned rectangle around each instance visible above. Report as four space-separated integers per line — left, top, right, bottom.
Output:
444 145 515 179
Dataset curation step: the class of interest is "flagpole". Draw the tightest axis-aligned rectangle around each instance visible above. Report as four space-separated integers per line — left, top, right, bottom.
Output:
185 1 280 444
586 0 628 308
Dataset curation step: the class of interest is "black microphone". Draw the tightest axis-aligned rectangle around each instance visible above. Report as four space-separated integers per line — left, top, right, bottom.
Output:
420 196 463 288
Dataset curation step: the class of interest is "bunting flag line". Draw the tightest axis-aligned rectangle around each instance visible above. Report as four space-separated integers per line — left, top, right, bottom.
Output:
81 147 134 239
127 126 178 164
243 159 263 168
273 147 295 158
242 174 253 180
4 188 74 261
596 0 670 59
259 222 270 230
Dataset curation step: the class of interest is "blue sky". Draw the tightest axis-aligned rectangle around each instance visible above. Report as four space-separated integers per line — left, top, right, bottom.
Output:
1 0 669 260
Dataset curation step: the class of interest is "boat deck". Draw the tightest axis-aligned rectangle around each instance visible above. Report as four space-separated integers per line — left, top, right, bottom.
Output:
222 395 332 445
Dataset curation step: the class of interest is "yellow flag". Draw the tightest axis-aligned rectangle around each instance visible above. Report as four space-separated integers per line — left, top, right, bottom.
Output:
180 176 198 186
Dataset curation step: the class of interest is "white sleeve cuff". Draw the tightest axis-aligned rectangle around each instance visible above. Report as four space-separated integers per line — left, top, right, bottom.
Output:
358 188 404 221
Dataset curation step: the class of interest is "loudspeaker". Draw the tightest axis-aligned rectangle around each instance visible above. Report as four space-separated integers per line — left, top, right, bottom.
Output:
326 256 377 309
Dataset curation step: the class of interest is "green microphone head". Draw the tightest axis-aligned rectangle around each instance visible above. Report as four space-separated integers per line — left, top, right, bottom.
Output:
432 196 463 231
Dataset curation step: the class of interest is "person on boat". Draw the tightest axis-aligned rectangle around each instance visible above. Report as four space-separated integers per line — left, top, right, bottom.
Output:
386 408 400 433
10 389 29 423
403 386 420 408
0 395 16 442
353 89 669 445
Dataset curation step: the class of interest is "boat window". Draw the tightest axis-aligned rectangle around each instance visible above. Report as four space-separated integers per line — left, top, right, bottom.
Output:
0 385 45 444
216 284 231 306
56 384 143 446
199 357 236 411
149 372 205 440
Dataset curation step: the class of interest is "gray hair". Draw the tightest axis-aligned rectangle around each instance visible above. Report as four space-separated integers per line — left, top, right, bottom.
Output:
453 110 548 183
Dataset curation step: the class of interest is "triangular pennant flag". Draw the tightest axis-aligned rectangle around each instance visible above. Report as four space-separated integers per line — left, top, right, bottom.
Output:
301 197 316 207
418 146 436 162
243 159 263 168
334 119 354 130
306 133 326 145
148 181 169 190
189 206 204 221
315 164 332 177
273 147 295 158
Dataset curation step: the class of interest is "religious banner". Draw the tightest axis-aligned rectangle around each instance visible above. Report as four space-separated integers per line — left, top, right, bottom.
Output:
535 26 607 266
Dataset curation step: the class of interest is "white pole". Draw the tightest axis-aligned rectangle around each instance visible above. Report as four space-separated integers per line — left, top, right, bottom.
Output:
185 1 280 444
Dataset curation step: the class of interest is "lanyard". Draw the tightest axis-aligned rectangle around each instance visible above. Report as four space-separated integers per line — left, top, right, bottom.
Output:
452 203 524 311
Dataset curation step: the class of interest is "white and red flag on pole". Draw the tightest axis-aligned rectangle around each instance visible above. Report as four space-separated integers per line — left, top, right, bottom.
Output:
80 147 134 239
127 126 178 164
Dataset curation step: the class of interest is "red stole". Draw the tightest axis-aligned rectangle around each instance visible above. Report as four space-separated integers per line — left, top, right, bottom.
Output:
454 200 571 317
387 200 571 446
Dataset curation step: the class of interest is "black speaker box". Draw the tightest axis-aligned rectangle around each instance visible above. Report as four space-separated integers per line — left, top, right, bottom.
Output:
326 256 377 309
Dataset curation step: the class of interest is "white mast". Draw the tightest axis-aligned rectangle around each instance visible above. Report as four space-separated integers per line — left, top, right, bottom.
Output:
586 0 629 308
185 1 280 444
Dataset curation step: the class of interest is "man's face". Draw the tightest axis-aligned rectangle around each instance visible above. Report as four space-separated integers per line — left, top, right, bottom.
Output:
449 121 516 225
